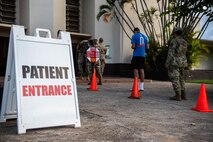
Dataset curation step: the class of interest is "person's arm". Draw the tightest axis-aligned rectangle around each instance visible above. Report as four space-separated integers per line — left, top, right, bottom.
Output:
131 35 135 49
146 43 149 50
144 34 149 50
165 40 175 69
131 43 135 49
103 45 107 54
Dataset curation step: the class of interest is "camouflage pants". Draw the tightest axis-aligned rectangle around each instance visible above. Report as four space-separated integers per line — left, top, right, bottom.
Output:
85 59 91 77
168 67 185 92
100 59 105 75
77 54 84 76
88 61 102 82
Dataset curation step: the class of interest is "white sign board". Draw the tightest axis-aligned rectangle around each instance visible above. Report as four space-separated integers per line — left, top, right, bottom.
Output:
0 25 80 134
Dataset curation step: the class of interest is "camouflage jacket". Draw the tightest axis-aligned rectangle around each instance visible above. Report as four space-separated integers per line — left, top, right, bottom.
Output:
97 43 107 60
166 36 188 68
77 40 89 54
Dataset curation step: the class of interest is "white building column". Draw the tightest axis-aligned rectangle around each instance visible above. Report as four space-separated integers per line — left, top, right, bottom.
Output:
82 0 122 64
18 0 66 38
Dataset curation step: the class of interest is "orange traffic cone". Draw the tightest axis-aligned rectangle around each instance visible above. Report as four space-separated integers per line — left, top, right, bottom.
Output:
128 77 141 99
192 84 213 112
88 68 97 91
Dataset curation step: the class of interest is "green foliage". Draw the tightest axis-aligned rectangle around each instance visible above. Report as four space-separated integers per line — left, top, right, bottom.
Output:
165 0 213 38
146 38 168 71
186 80 213 84
96 9 109 21
97 0 212 71
185 32 209 69
146 31 210 71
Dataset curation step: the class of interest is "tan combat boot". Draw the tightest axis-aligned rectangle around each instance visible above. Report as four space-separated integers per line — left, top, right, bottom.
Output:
170 91 181 101
87 75 90 81
181 90 187 100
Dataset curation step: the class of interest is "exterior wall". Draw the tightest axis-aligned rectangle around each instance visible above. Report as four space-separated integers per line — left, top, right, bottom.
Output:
18 0 65 38
122 3 136 63
10 0 213 73
16 0 122 64
95 0 121 64
82 0 95 36
121 1 161 63
53 0 66 37
17 0 210 69
18 0 30 29
82 0 121 63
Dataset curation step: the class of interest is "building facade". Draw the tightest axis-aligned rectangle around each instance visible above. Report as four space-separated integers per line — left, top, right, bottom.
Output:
0 0 212 78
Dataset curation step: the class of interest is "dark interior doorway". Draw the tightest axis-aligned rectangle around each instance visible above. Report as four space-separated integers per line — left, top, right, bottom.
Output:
0 37 9 76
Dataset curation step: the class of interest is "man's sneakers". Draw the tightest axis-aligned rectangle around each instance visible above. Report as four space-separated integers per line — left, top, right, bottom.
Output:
139 88 144 91
130 82 144 91
139 82 144 91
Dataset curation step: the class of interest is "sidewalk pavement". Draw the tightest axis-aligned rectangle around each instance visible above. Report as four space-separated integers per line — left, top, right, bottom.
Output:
76 76 152 84
0 76 149 87
0 77 213 142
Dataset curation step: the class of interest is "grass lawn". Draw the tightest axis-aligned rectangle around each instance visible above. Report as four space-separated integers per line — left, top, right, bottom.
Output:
186 80 213 84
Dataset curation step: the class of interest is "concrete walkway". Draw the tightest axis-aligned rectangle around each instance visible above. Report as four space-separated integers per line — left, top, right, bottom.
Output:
0 78 213 142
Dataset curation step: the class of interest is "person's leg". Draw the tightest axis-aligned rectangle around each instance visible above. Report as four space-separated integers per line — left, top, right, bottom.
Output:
100 59 105 76
131 57 140 90
134 69 139 78
87 62 93 85
77 54 84 79
86 60 91 81
138 57 145 91
139 69 144 82
168 67 181 101
101 59 105 76
180 68 186 100
139 69 144 91
96 62 102 85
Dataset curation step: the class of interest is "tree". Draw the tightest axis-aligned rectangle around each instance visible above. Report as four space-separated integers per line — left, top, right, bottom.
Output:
166 0 213 39
97 0 212 70
96 0 134 39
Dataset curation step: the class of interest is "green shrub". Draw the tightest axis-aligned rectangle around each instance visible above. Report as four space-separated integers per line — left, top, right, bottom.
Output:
146 32 209 71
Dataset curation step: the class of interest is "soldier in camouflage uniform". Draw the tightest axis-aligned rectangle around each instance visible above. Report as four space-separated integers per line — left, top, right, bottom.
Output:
165 27 188 101
88 39 103 85
97 38 107 76
77 40 89 80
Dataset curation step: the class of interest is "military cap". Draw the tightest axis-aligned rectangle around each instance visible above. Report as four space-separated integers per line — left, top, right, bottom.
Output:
172 27 182 33
89 39 95 46
172 27 183 36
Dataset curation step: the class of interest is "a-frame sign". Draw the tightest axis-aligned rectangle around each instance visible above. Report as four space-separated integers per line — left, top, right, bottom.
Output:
0 25 80 134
